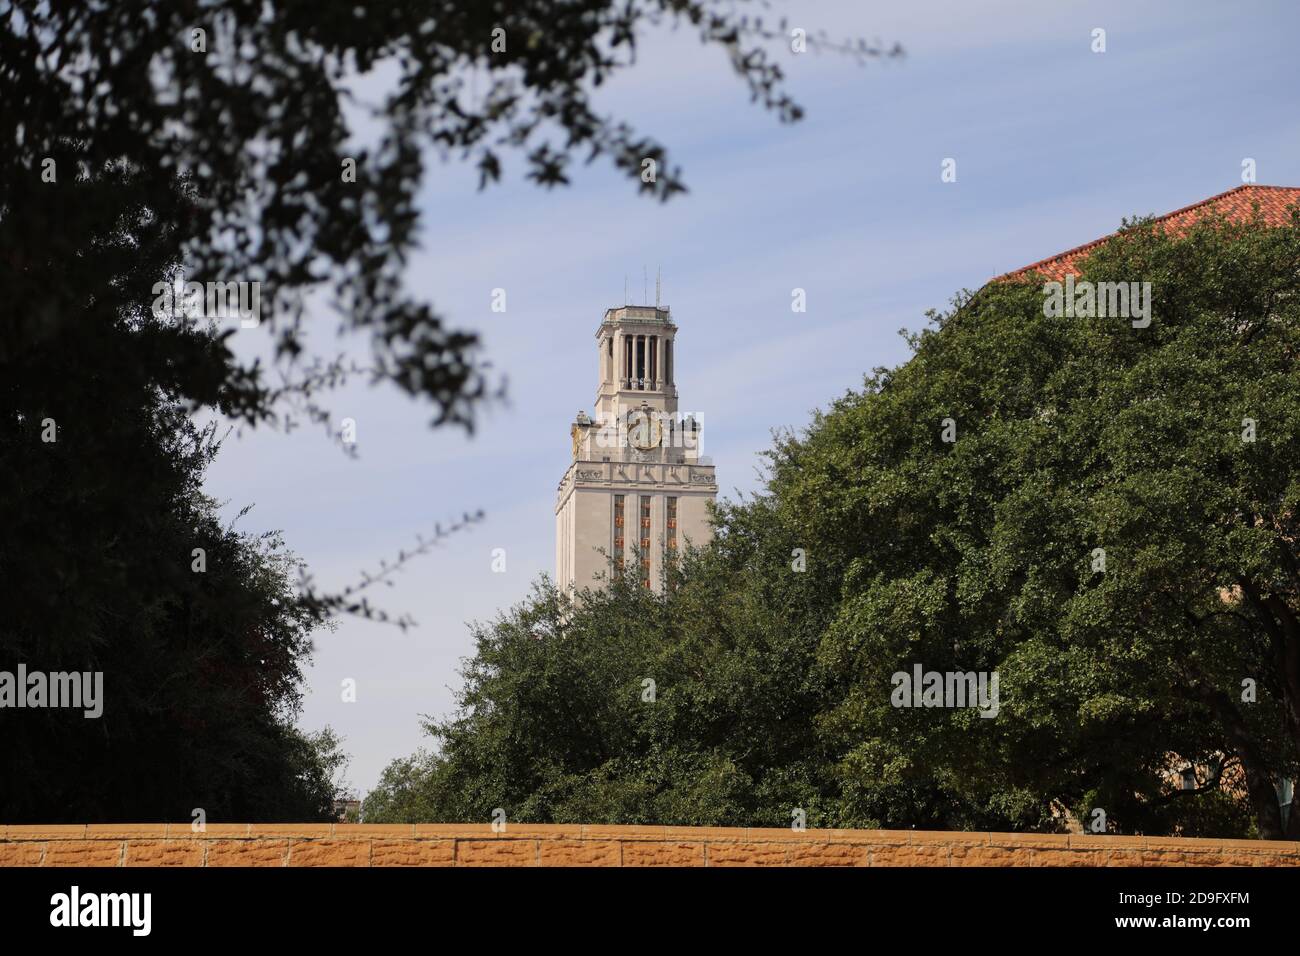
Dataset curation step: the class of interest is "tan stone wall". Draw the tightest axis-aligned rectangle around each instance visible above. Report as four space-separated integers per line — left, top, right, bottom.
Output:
2 824 1298 867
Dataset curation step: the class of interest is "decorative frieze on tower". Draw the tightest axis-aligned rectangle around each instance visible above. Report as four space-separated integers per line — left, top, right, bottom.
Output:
556 305 716 594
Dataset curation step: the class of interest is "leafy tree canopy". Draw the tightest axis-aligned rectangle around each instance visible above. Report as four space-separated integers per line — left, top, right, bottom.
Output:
2 0 898 433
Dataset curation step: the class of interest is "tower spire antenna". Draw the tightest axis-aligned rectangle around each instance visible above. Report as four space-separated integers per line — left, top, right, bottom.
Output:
656 266 661 308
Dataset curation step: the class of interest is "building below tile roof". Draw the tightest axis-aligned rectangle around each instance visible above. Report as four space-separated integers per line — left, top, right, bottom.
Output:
1000 185 1300 282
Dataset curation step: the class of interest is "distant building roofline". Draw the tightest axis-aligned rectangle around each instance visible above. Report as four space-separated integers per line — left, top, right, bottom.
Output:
996 184 1300 283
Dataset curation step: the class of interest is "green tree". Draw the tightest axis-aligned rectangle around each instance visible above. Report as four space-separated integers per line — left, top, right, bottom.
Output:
365 538 842 828
0 165 346 822
776 207 1300 838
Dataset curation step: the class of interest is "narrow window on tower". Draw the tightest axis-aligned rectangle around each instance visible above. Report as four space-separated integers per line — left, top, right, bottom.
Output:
640 495 652 588
613 495 625 577
665 497 678 591
665 339 673 387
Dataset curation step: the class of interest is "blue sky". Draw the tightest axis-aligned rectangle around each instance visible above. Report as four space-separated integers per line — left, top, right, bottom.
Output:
201 0 1300 794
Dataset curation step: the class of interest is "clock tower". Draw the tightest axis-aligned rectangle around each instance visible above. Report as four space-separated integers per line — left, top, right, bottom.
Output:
556 305 717 594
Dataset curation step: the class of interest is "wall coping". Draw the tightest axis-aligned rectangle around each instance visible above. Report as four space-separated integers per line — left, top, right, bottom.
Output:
2 824 1297 866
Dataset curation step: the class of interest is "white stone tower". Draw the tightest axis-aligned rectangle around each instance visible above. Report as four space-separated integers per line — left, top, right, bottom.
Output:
555 305 716 594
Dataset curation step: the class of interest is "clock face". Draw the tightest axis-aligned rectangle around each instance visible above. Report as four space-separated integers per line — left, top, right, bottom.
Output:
628 411 662 451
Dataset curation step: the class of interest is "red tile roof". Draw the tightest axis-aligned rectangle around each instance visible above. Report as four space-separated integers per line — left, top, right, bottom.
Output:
999 185 1300 282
